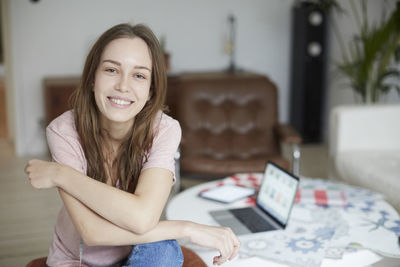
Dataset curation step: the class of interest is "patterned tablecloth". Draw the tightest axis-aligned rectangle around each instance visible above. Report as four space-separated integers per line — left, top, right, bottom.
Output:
196 173 400 267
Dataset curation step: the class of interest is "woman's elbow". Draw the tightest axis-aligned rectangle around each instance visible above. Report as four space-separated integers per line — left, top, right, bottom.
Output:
77 221 104 246
81 229 112 246
129 215 159 234
81 233 98 247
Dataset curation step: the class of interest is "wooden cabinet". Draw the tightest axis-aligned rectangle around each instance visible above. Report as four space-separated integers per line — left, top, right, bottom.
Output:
43 77 80 124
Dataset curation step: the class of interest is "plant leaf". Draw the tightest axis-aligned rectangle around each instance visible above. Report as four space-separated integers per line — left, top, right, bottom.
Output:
334 1 400 102
379 69 400 82
395 45 400 62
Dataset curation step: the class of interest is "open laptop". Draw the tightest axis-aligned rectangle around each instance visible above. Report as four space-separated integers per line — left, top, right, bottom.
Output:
209 161 299 235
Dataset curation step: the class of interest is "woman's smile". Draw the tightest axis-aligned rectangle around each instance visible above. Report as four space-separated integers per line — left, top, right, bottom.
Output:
107 96 134 108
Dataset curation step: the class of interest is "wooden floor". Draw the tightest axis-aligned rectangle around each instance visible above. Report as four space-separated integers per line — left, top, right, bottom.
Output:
0 141 329 266
0 141 61 266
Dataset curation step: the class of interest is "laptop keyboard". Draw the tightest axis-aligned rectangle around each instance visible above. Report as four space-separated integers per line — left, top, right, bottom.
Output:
230 207 275 233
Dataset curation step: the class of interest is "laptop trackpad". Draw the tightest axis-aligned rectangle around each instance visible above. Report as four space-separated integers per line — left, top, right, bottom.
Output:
210 210 252 235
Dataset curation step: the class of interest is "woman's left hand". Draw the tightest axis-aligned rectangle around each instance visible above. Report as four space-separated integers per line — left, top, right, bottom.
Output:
24 159 62 189
185 222 241 265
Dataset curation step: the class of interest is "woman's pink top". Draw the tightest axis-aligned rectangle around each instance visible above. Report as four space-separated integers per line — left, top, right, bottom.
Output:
45 110 181 267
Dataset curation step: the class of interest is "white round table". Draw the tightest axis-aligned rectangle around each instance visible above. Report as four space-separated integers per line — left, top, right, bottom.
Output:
166 174 400 267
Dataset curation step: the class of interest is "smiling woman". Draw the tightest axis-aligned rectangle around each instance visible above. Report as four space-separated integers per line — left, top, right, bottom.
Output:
93 38 152 134
24 23 240 267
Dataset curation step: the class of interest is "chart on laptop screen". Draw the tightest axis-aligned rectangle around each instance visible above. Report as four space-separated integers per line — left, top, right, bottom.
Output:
257 164 298 224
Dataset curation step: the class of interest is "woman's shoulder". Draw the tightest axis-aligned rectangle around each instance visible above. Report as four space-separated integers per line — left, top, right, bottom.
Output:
46 110 87 172
155 111 181 133
46 110 78 138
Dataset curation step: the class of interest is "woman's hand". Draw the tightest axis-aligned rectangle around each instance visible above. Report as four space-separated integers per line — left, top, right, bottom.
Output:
24 159 63 189
185 222 241 265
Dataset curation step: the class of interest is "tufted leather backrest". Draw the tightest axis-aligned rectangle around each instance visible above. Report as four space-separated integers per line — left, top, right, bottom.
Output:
176 73 280 163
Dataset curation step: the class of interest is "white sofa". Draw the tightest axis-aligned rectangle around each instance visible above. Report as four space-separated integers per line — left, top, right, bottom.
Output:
329 104 400 212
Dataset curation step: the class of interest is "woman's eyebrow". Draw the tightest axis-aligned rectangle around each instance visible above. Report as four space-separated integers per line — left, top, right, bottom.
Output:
102 59 121 66
134 65 151 72
102 59 151 72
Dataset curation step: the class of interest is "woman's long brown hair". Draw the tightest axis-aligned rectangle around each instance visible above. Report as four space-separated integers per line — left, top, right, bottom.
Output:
71 23 167 192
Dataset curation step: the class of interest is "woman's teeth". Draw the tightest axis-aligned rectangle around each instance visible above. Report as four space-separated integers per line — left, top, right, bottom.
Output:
110 98 131 105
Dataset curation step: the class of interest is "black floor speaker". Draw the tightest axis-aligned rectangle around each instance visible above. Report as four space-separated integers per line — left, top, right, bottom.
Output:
289 1 328 143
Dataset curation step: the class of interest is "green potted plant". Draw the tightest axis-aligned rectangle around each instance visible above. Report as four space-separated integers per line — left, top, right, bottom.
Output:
333 0 400 103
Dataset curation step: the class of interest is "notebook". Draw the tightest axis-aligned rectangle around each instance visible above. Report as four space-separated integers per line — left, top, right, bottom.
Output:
209 161 299 235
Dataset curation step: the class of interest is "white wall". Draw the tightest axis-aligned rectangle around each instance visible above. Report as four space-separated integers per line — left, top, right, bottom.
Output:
6 0 399 156
8 0 293 156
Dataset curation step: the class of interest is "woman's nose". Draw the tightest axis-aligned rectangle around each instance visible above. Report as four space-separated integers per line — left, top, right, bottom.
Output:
116 75 130 93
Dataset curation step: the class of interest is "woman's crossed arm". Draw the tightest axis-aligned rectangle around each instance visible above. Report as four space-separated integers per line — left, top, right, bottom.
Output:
25 159 240 265
25 159 172 234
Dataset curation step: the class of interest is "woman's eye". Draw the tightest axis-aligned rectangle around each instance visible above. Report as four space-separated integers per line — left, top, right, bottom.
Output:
135 74 146 79
106 68 116 73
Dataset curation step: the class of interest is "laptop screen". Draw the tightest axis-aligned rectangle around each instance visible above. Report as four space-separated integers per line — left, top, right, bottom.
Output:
256 162 299 225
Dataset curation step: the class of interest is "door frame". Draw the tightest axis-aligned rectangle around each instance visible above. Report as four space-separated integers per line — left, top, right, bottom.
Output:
1 0 16 148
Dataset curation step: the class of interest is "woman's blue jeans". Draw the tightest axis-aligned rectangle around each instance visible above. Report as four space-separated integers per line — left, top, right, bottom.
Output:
121 239 183 267
47 240 183 267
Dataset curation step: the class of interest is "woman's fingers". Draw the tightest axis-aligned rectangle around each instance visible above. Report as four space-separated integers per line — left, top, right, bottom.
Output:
24 159 60 189
229 227 241 260
213 227 241 265
25 159 37 179
24 159 34 174
219 227 239 261
213 254 224 265
187 222 241 265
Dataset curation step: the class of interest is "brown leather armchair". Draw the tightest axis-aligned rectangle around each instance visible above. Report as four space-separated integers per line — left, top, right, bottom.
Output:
167 72 302 179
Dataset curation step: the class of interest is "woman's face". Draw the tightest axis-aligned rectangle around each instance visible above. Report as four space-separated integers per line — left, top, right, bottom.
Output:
93 37 152 130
